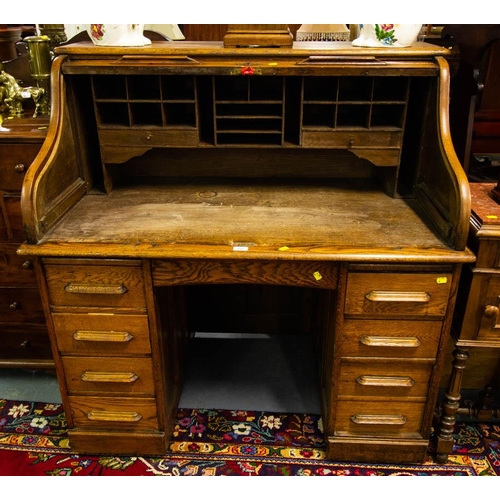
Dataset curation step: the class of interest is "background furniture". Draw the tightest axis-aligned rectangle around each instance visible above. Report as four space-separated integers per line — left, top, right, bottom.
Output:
436 182 500 462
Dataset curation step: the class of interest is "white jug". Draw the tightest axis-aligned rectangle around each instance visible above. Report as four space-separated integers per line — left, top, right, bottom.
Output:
352 24 422 48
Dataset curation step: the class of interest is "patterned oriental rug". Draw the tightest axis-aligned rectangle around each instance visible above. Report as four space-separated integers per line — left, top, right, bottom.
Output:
0 398 499 476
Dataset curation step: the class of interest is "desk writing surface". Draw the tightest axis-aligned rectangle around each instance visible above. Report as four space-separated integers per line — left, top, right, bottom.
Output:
24 178 472 262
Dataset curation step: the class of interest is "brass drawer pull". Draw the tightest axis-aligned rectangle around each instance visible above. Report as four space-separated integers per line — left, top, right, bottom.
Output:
14 163 26 173
365 291 430 303
350 414 407 426
9 301 19 310
73 330 134 343
360 336 421 348
87 410 142 422
356 375 415 387
81 371 139 383
65 283 128 295
484 305 499 319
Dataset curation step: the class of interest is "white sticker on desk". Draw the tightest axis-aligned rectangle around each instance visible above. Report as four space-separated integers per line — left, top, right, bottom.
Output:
21 91 31 99
233 246 248 252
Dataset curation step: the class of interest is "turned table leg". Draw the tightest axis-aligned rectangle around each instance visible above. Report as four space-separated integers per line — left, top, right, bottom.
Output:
435 345 470 463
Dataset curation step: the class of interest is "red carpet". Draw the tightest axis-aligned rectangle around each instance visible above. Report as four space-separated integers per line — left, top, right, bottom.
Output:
0 398 498 476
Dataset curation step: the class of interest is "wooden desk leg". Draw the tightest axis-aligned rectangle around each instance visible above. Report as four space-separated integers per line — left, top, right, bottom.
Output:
435 346 470 463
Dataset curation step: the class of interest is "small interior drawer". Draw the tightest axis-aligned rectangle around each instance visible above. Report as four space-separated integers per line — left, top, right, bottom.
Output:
340 319 442 358
345 272 452 318
44 260 146 311
334 400 426 437
68 395 159 431
52 312 152 355
62 356 155 395
337 360 433 398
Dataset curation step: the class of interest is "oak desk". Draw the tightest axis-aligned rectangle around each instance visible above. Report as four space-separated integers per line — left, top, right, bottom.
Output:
19 40 474 464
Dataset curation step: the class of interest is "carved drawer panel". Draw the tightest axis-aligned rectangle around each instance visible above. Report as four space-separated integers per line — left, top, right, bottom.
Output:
0 288 45 324
334 400 426 437
345 272 452 319
62 356 155 395
68 395 159 431
340 319 441 358
44 260 146 310
0 143 41 192
52 313 151 355
0 243 38 286
338 360 433 398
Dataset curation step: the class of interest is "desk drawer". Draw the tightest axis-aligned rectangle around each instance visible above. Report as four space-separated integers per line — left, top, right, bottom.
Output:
52 313 152 355
0 288 45 324
338 360 433 398
335 400 426 437
62 356 155 395
345 272 452 318
340 319 442 358
1 328 52 360
44 260 146 310
68 395 159 431
0 243 38 286
0 143 41 191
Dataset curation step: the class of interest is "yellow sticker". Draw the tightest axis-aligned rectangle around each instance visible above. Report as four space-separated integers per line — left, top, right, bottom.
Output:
278 246 289 251
268 62 278 66
486 215 498 219
437 277 447 284
313 271 323 281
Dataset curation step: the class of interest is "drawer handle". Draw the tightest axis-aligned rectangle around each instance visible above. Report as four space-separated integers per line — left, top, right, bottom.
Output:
81 371 139 383
87 410 142 422
65 283 128 295
350 414 407 426
365 291 430 303
22 260 33 269
73 330 134 343
14 163 26 173
9 301 19 310
360 336 421 348
356 375 415 387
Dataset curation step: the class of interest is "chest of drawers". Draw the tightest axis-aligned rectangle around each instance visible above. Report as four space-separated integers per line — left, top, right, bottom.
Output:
18 40 474 463
0 117 53 369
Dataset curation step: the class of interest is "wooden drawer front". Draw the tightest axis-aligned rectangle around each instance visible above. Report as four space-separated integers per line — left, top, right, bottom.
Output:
98 129 200 149
335 400 426 437
52 313 151 355
341 319 441 358
2 194 24 240
0 328 52 360
44 261 146 310
62 356 155 395
301 130 403 150
0 288 45 324
338 360 433 398
68 396 159 431
345 272 452 318
0 244 37 286
0 143 41 191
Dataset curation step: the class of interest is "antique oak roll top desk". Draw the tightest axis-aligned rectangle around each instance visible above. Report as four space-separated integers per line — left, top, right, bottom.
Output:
18 40 475 463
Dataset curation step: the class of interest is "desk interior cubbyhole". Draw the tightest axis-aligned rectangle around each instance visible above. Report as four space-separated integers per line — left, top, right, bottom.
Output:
373 76 409 101
164 103 197 127
338 76 372 101
370 104 406 128
127 75 161 100
162 75 196 100
95 102 130 126
337 104 370 128
302 103 336 128
92 75 127 100
303 76 338 101
130 103 163 126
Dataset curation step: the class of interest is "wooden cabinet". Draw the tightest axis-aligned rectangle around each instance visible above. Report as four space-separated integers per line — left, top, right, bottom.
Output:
0 117 53 369
18 40 474 464
436 182 500 462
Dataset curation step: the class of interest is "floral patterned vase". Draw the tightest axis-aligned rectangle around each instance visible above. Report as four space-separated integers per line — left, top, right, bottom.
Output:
352 24 422 48
87 24 151 46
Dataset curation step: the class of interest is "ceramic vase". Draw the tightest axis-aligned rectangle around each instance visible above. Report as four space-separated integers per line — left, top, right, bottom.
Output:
352 24 422 48
87 24 151 46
